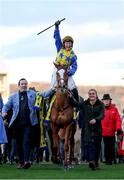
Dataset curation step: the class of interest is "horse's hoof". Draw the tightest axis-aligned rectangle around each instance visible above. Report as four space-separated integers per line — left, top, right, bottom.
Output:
68 164 74 169
64 165 69 171
58 162 63 167
64 166 68 171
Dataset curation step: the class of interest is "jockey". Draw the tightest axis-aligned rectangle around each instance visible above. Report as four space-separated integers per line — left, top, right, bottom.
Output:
49 20 79 104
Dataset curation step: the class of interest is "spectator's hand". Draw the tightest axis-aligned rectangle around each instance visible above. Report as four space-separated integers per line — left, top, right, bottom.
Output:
4 120 8 126
89 119 96 125
55 20 60 28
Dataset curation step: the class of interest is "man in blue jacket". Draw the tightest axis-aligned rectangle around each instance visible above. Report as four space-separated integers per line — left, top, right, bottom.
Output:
2 78 39 169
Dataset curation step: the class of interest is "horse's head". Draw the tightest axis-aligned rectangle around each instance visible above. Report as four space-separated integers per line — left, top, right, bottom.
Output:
54 62 69 92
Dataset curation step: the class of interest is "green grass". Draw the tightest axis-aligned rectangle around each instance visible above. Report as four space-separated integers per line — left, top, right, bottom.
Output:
0 163 124 179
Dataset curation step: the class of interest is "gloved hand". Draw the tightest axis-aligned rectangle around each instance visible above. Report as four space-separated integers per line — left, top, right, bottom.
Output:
55 20 60 28
116 129 122 135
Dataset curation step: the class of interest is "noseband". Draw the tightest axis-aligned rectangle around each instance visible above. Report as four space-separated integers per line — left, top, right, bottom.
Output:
56 68 68 93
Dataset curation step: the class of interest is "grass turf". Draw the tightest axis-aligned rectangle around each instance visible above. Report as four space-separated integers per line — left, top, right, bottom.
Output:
0 163 124 179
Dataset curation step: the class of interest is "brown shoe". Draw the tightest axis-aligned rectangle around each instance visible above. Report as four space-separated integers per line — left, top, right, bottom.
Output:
22 162 31 169
89 161 96 170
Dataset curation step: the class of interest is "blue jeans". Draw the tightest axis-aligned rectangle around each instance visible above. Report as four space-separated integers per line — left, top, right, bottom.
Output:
13 125 32 164
10 138 17 162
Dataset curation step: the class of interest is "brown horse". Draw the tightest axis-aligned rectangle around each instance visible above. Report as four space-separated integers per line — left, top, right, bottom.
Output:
50 63 76 169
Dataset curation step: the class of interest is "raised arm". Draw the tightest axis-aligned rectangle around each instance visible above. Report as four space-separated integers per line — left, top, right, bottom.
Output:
53 26 62 52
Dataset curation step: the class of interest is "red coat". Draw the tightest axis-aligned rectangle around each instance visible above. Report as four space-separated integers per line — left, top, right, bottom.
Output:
102 104 121 136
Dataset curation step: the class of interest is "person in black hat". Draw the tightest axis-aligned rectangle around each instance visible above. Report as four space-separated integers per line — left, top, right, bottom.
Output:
102 93 122 165
102 94 112 105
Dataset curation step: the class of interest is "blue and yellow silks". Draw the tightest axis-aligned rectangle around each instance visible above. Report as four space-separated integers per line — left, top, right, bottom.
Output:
39 110 47 149
73 109 79 120
54 49 75 66
45 95 56 122
34 92 43 111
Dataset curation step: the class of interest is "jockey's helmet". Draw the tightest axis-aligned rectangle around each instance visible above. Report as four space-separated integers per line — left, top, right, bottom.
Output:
62 36 74 44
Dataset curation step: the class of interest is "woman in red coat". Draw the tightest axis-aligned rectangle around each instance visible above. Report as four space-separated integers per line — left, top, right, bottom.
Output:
102 94 122 165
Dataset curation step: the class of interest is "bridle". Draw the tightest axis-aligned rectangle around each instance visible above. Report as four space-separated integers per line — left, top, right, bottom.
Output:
56 68 68 93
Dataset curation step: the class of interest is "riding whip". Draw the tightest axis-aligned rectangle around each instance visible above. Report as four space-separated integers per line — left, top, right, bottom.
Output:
37 18 66 35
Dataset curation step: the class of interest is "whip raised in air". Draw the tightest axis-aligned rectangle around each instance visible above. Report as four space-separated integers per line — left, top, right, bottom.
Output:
37 18 66 35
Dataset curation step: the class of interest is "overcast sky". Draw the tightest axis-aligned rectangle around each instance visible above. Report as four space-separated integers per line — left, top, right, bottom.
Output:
0 0 124 86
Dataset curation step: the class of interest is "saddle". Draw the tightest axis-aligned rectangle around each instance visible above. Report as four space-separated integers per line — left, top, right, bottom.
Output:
45 94 78 122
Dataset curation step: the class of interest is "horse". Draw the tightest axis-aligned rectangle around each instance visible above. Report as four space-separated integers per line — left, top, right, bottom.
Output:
50 63 76 169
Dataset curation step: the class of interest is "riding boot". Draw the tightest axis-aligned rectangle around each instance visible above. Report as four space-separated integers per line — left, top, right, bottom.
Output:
70 88 80 109
72 88 79 101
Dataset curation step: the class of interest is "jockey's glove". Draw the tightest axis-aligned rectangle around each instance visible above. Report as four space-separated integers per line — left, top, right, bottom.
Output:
55 20 60 28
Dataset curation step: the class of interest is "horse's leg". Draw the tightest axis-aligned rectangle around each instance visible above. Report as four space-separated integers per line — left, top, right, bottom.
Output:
69 137 74 164
51 125 60 164
64 123 72 169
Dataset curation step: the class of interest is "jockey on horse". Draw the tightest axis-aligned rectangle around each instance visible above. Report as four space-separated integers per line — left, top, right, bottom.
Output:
51 20 79 103
35 20 79 123
34 21 79 167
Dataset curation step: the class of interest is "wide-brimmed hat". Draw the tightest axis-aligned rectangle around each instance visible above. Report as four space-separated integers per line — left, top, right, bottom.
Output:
102 94 112 100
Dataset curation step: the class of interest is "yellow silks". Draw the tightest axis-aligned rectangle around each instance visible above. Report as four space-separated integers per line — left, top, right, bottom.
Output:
45 95 56 121
34 92 43 110
73 108 79 120
34 92 47 149
39 110 47 148
55 49 75 66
